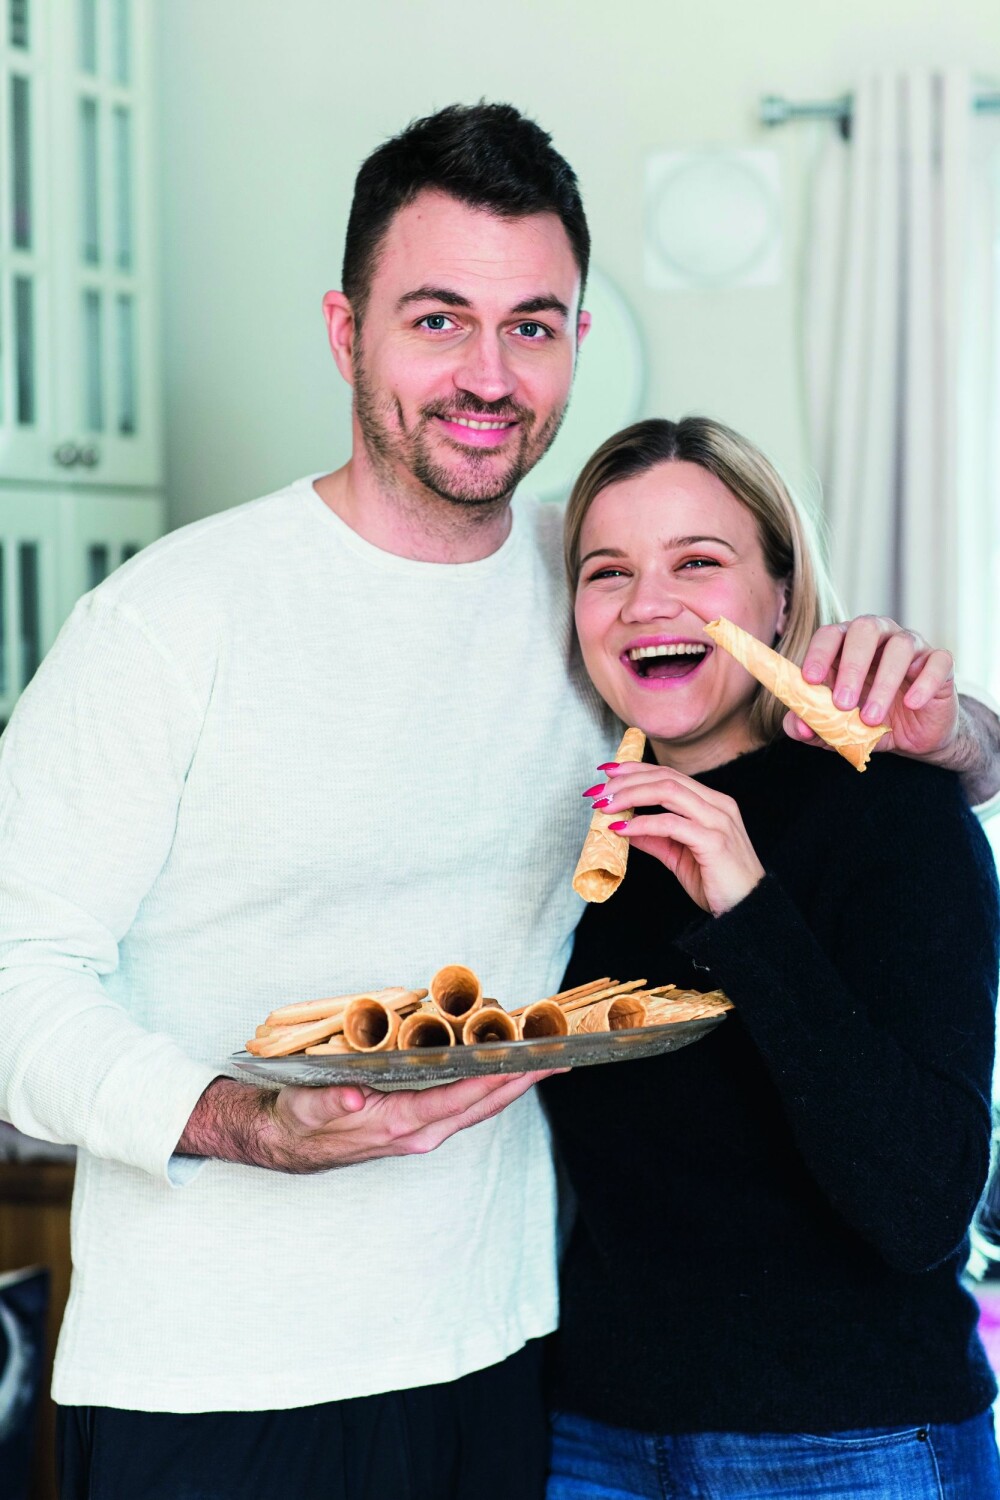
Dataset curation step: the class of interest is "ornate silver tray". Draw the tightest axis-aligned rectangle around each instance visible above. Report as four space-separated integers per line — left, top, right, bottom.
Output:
230 1013 726 1089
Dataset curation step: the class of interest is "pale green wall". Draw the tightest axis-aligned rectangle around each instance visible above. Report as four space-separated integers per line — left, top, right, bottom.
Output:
154 0 1000 529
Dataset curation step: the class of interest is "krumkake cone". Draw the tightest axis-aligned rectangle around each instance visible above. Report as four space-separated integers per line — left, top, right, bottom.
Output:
572 727 647 902
428 965 484 1031
397 1007 457 1050
572 995 649 1033
462 1007 518 1045
342 992 424 1052
518 1000 570 1040
704 617 889 771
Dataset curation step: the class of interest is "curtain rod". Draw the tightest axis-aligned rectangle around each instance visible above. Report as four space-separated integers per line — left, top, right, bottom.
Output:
760 90 1000 140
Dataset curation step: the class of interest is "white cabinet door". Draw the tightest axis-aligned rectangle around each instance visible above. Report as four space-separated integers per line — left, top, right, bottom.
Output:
58 489 163 606
0 489 61 722
48 0 161 488
0 0 56 480
0 0 161 491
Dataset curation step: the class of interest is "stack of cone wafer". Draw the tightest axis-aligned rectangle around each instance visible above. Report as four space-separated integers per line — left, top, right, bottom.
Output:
241 966 732 1058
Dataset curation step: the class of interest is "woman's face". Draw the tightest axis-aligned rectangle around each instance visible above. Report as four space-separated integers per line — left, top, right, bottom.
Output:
574 460 789 773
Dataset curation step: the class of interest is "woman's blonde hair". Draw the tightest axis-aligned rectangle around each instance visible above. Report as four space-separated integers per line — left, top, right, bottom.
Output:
564 416 842 745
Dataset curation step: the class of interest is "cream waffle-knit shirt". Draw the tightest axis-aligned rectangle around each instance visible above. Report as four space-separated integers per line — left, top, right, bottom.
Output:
0 478 610 1412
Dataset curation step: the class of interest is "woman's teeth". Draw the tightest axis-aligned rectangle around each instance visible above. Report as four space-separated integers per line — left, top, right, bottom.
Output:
627 644 708 662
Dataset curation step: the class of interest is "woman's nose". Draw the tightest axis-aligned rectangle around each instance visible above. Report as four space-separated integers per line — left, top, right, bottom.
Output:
620 582 683 623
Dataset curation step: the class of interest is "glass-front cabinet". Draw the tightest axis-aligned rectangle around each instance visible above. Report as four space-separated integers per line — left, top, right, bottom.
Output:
0 0 163 719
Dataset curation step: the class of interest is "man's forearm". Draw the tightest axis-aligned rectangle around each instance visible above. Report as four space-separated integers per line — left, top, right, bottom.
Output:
176 1076 280 1168
944 695 1000 806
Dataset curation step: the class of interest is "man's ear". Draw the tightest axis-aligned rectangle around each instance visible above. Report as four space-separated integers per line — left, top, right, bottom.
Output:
576 308 592 350
323 291 356 386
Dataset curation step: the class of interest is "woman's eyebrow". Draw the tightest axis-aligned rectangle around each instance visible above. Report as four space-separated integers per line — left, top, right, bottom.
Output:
579 546 626 568
666 534 737 552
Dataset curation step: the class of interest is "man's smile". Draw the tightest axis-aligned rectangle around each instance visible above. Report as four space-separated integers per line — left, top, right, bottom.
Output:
434 413 521 449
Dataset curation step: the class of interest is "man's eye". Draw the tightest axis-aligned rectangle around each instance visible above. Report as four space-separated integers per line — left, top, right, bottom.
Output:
514 321 550 340
418 314 456 332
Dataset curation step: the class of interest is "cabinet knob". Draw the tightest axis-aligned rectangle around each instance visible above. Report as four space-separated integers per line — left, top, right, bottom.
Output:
53 441 80 467
78 446 100 469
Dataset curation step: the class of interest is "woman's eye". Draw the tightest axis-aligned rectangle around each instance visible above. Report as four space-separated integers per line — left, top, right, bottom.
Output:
586 566 628 581
679 557 719 570
418 314 457 332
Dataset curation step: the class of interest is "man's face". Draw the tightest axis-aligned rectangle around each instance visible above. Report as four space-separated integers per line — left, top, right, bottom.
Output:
348 190 590 506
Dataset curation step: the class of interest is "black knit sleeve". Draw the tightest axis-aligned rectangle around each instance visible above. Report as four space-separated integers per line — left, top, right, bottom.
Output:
678 759 1000 1274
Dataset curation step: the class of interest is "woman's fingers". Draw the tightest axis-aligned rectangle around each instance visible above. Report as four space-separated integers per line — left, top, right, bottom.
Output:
590 763 737 824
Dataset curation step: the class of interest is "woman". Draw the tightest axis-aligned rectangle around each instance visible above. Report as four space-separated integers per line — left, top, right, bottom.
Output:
541 417 1000 1499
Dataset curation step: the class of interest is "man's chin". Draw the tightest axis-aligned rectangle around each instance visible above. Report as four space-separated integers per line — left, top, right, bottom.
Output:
414 459 527 508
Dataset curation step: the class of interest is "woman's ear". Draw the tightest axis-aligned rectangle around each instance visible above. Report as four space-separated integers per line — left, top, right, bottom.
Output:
774 580 791 641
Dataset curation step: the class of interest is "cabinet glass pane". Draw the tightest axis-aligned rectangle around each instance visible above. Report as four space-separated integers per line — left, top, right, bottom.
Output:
9 0 29 49
87 543 109 590
13 275 35 425
0 543 6 696
18 541 39 686
11 74 32 250
83 288 104 431
112 0 130 84
116 292 135 434
113 106 132 270
80 97 100 264
78 0 97 73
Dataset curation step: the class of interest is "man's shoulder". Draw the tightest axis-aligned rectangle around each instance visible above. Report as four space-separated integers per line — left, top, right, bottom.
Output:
513 491 566 578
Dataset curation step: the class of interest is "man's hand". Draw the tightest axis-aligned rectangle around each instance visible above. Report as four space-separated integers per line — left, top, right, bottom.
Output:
782 616 1000 803
783 615 958 760
177 1070 560 1172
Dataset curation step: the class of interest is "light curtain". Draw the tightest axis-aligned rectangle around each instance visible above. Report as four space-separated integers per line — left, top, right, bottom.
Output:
803 69 998 671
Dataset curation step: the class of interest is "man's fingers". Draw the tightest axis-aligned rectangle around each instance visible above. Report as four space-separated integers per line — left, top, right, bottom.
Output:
856 629 928 723
279 1083 368 1129
403 1070 555 1153
901 647 956 711
800 623 849 685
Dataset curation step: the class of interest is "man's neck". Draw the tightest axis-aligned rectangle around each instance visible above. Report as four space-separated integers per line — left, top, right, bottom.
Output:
312 450 514 564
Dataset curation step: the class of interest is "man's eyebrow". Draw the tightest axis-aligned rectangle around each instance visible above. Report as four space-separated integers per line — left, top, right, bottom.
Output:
511 295 570 319
395 287 571 319
396 286 472 310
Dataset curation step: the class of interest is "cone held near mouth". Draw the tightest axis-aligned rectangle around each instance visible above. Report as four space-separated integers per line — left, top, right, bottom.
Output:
704 616 889 771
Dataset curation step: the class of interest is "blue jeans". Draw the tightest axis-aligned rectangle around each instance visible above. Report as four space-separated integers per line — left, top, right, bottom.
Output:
547 1408 1000 1499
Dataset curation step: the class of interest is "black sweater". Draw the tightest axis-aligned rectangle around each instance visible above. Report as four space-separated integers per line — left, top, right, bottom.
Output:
541 737 1000 1435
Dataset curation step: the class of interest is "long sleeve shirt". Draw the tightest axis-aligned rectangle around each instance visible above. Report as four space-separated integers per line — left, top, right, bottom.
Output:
0 477 611 1411
542 736 1000 1434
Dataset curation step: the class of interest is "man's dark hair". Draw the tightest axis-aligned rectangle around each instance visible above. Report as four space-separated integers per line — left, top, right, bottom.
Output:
342 102 590 322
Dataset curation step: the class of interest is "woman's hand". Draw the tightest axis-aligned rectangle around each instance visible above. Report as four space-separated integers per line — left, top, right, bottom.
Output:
587 763 764 916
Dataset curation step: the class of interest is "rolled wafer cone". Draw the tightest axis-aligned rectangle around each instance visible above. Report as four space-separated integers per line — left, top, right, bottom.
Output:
428 965 484 1031
518 1000 570 1040
462 1007 518 1045
265 987 426 1028
559 979 647 1015
305 1036 353 1055
508 978 612 1018
572 727 646 901
397 1006 457 1050
341 991 423 1052
246 1013 349 1057
704 617 889 771
572 994 648 1033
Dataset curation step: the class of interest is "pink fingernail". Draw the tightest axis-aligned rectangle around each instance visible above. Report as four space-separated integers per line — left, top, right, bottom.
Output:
592 796 611 809
597 761 619 772
582 783 605 797
608 820 629 832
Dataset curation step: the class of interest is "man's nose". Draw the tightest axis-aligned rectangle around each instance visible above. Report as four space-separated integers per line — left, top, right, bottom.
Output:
452 333 517 406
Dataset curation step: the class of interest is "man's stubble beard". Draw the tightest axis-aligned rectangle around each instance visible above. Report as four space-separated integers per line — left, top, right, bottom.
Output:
352 343 568 509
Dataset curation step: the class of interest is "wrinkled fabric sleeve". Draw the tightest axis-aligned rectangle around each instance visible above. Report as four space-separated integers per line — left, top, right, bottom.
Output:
0 595 220 1182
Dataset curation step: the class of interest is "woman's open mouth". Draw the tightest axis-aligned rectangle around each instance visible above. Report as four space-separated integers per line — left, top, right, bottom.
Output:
622 642 711 686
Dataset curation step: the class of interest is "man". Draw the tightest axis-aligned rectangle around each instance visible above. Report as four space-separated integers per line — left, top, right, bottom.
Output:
0 103 997 1500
